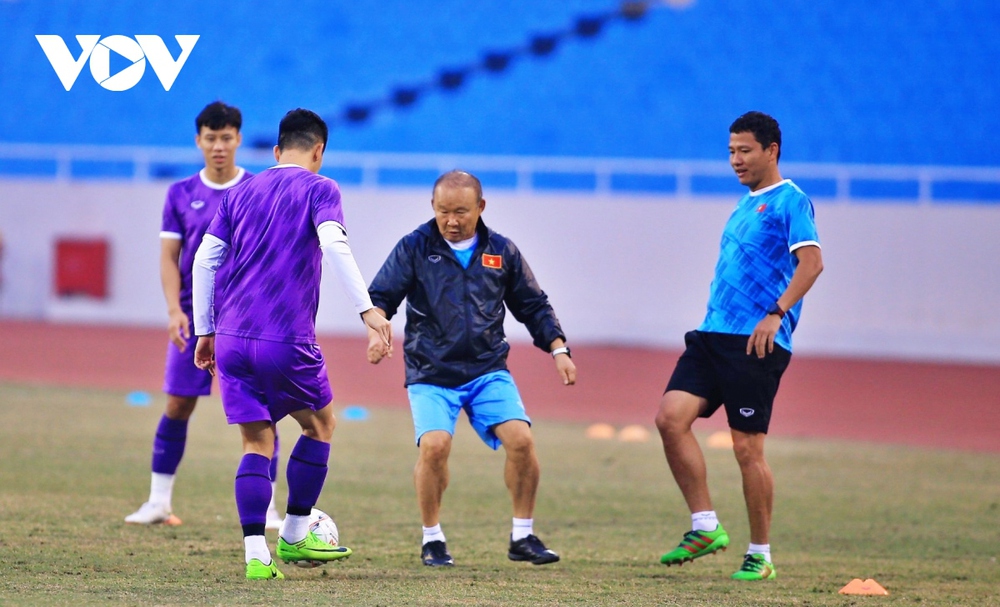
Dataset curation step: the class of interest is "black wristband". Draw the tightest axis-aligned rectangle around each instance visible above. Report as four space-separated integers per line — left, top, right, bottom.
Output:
766 302 785 319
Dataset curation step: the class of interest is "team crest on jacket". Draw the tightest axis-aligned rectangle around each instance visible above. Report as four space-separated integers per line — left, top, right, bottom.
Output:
482 254 502 269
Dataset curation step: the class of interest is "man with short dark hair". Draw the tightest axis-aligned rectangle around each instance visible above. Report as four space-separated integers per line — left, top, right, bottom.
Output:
192 108 392 579
366 170 576 567
655 111 823 581
125 101 283 530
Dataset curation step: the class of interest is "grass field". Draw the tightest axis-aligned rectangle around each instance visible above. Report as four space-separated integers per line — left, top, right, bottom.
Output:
1 382 998 606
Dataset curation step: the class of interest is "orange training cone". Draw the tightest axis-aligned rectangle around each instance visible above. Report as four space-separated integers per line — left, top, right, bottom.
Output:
839 578 888 595
706 431 733 449
618 425 650 442
586 423 616 440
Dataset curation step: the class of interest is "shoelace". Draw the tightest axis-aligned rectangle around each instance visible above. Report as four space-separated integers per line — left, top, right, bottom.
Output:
739 554 766 571
680 530 711 550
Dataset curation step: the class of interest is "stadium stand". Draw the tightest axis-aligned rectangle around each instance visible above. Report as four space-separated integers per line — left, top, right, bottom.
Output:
2 0 999 167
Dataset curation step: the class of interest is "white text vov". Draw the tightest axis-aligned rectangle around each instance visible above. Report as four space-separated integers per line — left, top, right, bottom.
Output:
36 35 199 92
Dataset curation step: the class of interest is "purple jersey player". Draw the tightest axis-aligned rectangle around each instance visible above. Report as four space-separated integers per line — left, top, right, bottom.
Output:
191 108 392 580
126 102 285 529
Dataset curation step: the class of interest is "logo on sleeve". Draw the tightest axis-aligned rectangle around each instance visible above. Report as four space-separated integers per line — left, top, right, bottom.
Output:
482 254 502 269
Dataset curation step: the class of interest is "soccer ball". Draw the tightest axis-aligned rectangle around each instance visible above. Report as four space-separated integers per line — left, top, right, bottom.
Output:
292 508 340 569
309 508 339 546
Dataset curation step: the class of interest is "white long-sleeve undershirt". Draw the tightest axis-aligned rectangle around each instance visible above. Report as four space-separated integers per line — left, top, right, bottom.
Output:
316 220 374 315
191 234 229 336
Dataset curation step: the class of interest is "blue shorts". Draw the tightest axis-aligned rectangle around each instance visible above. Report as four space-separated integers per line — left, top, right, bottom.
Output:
162 325 212 398
407 371 530 450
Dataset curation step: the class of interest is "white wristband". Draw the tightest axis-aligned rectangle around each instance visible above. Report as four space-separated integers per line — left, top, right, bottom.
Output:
551 346 570 358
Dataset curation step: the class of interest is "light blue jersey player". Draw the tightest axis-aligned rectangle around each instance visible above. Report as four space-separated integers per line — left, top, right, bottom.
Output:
700 179 820 352
656 112 824 582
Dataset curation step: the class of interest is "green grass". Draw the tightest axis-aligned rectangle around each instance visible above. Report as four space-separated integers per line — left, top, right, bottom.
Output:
1 382 998 606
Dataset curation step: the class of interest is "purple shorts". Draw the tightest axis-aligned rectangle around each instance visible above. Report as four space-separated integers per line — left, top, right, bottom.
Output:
162 327 213 397
215 334 333 425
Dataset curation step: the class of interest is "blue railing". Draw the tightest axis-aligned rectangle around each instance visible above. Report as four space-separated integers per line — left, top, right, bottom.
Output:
1 143 999 203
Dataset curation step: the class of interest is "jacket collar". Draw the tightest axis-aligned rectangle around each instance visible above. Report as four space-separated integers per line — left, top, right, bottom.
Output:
424 218 491 254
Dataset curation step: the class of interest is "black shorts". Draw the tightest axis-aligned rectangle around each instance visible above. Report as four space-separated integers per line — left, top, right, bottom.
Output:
664 330 791 433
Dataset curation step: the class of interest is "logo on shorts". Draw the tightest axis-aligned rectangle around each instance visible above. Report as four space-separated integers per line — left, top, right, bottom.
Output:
190 200 205 210
428 255 441 263
739 408 755 417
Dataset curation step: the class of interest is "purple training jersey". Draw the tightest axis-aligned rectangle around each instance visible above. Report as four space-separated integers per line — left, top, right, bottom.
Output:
160 168 252 313
207 164 345 344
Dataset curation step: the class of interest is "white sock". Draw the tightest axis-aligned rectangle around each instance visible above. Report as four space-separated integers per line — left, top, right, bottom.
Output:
281 514 310 544
747 543 771 563
244 535 271 564
267 482 279 515
511 517 534 541
422 524 446 545
691 510 719 532
148 472 175 508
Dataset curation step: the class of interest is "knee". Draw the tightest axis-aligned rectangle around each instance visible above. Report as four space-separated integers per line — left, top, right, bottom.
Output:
655 397 690 437
313 423 335 443
304 415 336 443
165 396 197 419
732 435 764 468
418 433 452 466
502 430 535 460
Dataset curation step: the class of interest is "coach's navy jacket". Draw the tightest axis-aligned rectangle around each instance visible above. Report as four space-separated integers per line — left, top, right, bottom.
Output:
368 218 565 388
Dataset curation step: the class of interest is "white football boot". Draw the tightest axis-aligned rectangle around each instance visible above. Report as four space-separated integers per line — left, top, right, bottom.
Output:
124 501 181 525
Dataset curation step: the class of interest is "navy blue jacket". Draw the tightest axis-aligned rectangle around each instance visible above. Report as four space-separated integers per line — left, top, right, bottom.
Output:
368 218 566 388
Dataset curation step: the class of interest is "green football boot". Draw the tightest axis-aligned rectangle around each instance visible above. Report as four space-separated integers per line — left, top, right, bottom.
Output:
659 525 730 566
245 558 284 580
277 530 353 565
732 553 777 580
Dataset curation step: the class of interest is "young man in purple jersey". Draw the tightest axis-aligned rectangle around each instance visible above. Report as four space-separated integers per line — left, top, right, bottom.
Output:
655 112 823 580
191 108 392 580
366 170 576 567
125 101 283 529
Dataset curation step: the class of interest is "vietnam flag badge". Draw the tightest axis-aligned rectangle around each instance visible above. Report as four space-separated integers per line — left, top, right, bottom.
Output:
482 254 502 269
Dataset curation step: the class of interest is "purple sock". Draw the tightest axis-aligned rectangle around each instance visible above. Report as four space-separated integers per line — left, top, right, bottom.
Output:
151 415 188 474
286 435 330 516
235 453 272 537
270 431 280 482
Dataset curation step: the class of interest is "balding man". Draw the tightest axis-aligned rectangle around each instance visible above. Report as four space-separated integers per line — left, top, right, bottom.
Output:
366 170 576 567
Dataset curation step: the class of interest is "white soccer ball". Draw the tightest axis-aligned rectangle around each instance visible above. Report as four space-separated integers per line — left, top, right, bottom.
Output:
292 508 340 569
309 508 339 546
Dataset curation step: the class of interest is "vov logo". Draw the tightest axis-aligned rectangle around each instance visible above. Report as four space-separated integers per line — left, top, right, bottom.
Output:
36 35 199 91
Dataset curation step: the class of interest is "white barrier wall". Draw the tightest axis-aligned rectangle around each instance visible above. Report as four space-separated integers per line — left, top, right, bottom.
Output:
1 179 999 363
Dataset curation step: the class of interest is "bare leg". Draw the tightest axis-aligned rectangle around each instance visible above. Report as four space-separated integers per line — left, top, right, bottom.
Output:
165 394 197 420
493 420 539 519
414 430 452 527
654 390 712 513
732 429 772 544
